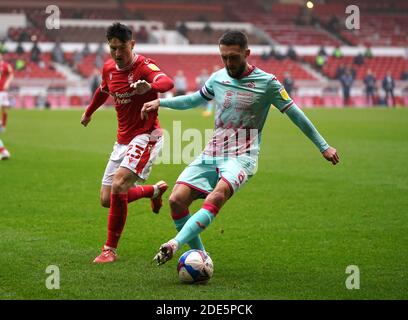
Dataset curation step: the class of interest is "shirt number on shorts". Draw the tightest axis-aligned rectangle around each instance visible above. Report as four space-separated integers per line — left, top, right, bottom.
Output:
126 144 144 160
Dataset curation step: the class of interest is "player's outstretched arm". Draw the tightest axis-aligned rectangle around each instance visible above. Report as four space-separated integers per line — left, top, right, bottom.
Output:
285 104 339 165
322 146 339 165
131 75 174 95
81 87 109 127
141 91 209 120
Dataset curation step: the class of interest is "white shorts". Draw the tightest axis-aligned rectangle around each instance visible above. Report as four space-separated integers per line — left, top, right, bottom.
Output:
101 132 163 186
0 92 10 107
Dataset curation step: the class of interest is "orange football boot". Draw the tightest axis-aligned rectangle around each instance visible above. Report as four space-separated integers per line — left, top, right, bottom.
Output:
150 180 168 214
93 246 117 264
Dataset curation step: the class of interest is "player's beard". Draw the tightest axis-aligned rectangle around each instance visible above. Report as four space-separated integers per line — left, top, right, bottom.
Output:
226 63 247 79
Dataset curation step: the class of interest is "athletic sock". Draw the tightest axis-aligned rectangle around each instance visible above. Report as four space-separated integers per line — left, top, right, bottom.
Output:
105 193 128 248
127 185 155 203
171 209 205 251
174 202 219 249
2 111 7 128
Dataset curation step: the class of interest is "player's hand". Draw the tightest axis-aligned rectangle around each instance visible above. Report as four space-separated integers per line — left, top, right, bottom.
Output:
80 112 92 127
130 80 152 95
141 99 160 120
322 146 339 165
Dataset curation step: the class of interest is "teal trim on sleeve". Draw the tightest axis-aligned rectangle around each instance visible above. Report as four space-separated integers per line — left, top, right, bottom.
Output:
285 104 330 152
159 91 208 110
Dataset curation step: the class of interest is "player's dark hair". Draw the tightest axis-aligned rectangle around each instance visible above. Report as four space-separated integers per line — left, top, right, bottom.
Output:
218 31 248 49
106 22 133 43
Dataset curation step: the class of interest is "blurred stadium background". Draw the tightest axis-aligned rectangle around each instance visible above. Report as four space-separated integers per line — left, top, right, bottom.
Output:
0 0 407 109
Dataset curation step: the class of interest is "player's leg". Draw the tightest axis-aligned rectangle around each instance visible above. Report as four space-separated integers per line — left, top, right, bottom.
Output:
100 158 119 208
0 106 3 131
1 105 9 129
94 133 166 263
0 138 10 160
154 156 254 265
173 178 232 246
100 185 112 208
154 179 232 265
0 96 9 157
94 167 139 263
108 167 138 241
99 134 167 212
99 157 153 208
125 132 168 213
168 183 206 250
101 181 168 210
0 90 11 130
166 156 219 252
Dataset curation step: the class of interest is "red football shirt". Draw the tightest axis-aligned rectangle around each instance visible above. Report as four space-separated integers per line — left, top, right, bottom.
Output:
100 54 167 144
0 61 13 91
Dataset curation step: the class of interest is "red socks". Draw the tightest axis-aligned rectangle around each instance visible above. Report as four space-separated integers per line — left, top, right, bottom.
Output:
127 185 155 203
2 111 7 127
104 186 155 248
105 193 128 249
171 208 190 220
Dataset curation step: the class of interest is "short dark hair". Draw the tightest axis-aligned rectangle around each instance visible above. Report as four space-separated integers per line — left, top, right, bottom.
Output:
218 30 248 49
106 22 133 42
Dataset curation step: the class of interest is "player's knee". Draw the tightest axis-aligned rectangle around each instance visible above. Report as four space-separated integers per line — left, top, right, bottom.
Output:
112 175 131 193
169 193 188 211
111 179 126 193
100 197 110 208
206 190 227 207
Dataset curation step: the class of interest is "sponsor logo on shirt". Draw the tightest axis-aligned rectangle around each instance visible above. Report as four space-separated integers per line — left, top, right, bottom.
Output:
247 81 256 88
112 90 139 105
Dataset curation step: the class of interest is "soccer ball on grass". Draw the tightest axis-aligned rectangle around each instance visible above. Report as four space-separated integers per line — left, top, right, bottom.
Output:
177 249 214 284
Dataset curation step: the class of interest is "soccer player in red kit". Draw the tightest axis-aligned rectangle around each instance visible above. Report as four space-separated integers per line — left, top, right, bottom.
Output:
0 53 14 160
81 23 174 263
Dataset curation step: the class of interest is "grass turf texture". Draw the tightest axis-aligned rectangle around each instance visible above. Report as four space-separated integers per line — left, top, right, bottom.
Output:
0 107 407 300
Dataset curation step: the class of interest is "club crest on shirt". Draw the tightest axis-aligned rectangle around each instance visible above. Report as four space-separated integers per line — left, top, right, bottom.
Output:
128 72 134 84
223 90 234 109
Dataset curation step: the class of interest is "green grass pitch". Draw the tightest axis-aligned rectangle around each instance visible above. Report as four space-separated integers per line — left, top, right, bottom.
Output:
0 107 407 299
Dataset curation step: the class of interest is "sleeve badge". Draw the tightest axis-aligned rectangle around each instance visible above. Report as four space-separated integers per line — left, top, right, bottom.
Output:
279 87 290 100
147 63 160 71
